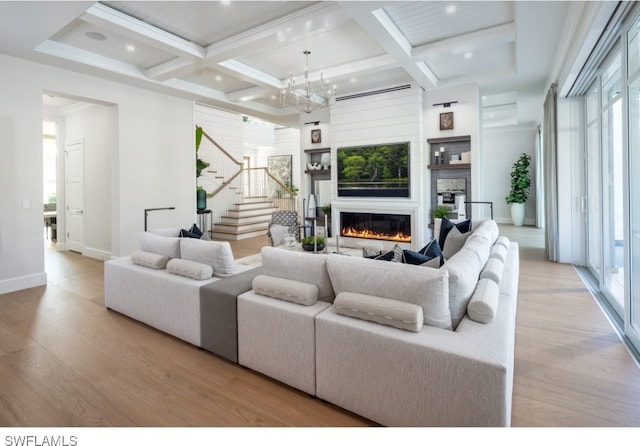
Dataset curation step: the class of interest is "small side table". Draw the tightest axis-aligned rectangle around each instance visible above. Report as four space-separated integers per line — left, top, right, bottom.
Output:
197 209 212 236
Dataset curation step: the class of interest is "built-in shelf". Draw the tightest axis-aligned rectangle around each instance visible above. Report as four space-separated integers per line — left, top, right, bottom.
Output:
304 147 331 154
305 169 331 175
428 163 471 170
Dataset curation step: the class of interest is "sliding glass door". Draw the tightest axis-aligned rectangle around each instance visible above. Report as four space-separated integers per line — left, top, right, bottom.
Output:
586 82 601 277
601 53 625 316
627 16 640 348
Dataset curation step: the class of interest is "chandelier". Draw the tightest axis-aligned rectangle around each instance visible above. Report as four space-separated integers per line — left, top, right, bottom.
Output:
281 50 336 114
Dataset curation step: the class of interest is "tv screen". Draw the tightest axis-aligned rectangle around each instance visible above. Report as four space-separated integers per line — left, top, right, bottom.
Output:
337 142 410 198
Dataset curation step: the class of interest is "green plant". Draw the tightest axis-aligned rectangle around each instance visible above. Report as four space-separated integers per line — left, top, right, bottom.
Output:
302 236 326 245
431 205 450 219
321 204 332 217
505 153 532 204
195 126 209 191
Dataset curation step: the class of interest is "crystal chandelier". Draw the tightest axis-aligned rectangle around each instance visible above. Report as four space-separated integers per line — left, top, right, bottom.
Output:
281 50 336 114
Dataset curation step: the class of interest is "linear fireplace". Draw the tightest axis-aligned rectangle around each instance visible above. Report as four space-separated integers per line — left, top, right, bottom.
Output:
340 211 411 243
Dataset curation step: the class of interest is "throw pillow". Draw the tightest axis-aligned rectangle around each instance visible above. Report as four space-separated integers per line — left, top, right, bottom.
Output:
402 249 434 265
439 217 472 249
418 239 444 267
364 250 395 261
442 226 473 260
362 246 382 257
392 244 404 262
420 256 442 269
180 228 201 239
269 224 288 246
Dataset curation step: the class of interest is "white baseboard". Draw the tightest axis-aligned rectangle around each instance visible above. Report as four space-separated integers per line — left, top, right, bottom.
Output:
0 273 47 295
84 247 112 261
495 217 537 226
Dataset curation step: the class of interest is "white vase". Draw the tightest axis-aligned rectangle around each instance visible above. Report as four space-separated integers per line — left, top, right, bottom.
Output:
510 202 525 226
307 194 316 218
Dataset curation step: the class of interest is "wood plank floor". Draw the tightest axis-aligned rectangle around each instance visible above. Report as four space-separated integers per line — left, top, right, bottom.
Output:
0 225 639 428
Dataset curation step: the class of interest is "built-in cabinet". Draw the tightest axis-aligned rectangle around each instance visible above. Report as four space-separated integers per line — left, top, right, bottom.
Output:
303 147 332 235
427 135 471 219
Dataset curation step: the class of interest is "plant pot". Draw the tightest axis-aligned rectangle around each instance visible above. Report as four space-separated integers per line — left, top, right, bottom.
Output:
302 243 325 252
510 202 525 227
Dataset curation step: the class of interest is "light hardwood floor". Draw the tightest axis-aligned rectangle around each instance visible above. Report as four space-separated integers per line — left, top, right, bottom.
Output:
0 226 639 427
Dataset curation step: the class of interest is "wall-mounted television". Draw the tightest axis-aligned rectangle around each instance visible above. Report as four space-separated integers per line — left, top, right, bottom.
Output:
336 142 410 198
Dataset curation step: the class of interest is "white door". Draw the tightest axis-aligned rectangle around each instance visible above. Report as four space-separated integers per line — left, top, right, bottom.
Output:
65 140 84 253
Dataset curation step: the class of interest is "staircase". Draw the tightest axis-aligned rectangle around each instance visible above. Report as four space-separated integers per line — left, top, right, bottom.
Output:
197 126 297 241
211 196 279 240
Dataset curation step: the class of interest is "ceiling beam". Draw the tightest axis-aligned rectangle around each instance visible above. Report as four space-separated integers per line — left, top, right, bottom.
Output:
81 3 205 60
412 22 516 60
338 1 438 89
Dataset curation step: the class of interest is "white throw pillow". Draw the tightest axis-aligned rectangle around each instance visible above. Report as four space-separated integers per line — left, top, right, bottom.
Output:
442 226 473 260
252 275 318 306
138 231 181 258
467 278 500 324
269 224 288 246
130 250 169 270
180 238 236 277
334 291 424 332
167 258 213 280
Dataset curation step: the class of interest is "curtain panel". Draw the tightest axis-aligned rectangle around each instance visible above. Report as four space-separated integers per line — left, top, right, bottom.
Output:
543 83 559 262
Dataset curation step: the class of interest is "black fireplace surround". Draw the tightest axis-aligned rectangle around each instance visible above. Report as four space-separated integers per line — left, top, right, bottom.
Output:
340 211 411 243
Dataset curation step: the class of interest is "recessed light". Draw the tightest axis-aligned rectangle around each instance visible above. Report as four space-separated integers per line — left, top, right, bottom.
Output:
446 5 456 14
215 75 222 81
350 78 357 83
126 44 136 52
464 52 473 59
86 31 106 41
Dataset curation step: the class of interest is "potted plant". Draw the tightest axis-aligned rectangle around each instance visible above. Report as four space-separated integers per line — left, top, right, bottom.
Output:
301 235 326 252
505 153 531 226
431 205 450 220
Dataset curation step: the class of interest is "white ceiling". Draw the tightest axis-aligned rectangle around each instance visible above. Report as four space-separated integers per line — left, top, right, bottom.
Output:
0 1 573 128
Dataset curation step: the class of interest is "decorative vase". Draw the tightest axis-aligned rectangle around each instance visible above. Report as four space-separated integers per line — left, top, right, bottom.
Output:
510 202 525 227
197 189 207 211
320 152 331 170
307 194 316 218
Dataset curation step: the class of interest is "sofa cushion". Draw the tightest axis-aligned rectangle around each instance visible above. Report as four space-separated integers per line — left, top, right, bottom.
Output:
467 278 500 324
149 227 180 237
420 256 442 269
261 246 335 303
130 250 169 270
364 250 395 261
326 255 452 330
439 217 471 249
441 247 481 330
179 238 236 277
495 235 511 249
334 291 424 332
138 231 181 258
252 275 318 306
166 258 213 280
463 233 492 267
480 257 505 285
490 243 508 263
442 226 473 260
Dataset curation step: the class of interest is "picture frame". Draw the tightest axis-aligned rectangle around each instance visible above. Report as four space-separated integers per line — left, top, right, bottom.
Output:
440 112 454 131
311 128 321 144
268 155 292 187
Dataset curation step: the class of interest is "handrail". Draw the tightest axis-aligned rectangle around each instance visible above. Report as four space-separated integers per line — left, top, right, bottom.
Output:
209 169 243 199
201 129 243 166
246 167 298 196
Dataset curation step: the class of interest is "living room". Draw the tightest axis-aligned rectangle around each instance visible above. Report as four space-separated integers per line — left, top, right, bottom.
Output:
1 0 640 441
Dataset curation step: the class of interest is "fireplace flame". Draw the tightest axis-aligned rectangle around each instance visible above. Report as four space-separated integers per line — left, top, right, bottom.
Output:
341 226 411 243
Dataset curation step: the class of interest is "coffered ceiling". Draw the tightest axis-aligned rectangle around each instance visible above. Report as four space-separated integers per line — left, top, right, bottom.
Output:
0 1 574 128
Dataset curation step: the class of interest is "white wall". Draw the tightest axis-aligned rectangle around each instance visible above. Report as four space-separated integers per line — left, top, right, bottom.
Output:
0 53 195 293
424 84 481 217
482 125 538 224
330 84 425 248
64 103 115 260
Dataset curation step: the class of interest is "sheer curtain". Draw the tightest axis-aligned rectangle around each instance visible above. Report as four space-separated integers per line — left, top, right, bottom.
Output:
543 83 559 261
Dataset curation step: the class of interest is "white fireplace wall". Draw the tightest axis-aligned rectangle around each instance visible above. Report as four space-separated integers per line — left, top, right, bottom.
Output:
329 84 426 249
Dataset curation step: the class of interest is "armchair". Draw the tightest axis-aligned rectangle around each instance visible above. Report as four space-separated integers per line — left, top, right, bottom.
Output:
268 210 300 246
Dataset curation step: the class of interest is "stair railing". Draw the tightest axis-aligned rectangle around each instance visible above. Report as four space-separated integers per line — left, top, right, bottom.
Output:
244 167 298 212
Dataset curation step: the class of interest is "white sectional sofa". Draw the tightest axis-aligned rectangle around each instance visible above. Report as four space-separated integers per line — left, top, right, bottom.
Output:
104 228 261 363
237 219 519 426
